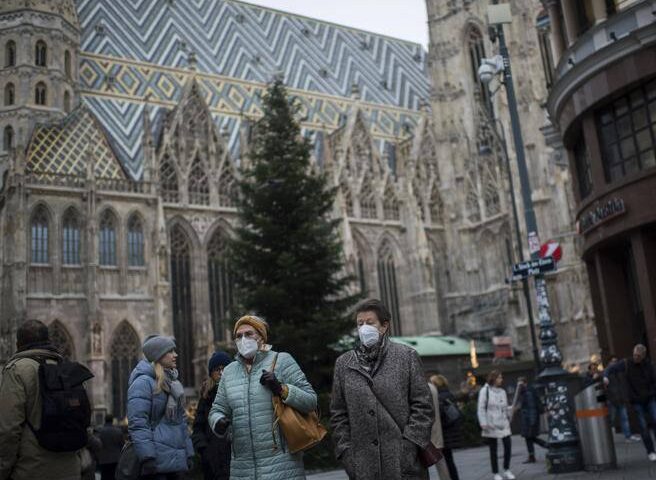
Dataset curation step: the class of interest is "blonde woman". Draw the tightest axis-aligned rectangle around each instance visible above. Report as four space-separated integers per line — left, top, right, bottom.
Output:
127 335 194 480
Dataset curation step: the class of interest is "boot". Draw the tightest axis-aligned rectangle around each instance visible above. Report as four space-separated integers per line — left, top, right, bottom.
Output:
523 455 536 464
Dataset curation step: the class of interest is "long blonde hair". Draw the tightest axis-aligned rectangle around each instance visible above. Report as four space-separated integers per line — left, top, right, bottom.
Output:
200 376 217 399
152 362 166 394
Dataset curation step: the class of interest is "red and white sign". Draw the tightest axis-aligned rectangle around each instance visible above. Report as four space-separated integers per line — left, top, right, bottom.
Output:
539 240 562 262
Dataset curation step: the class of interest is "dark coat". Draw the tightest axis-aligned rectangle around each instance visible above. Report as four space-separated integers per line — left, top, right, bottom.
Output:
192 385 230 480
518 384 542 439
606 358 656 405
606 367 629 405
96 423 125 465
437 387 464 448
330 341 434 480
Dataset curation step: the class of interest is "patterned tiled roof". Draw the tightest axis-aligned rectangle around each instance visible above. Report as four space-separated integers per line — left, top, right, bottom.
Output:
75 0 431 179
26 106 126 180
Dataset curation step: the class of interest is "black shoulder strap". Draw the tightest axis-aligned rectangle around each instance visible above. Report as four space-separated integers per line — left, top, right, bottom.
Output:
365 381 404 434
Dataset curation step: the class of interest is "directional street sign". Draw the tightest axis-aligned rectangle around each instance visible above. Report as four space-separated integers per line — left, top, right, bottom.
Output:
509 256 556 282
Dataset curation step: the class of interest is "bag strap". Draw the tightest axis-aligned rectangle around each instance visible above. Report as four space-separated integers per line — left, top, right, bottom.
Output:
269 353 281 451
364 381 404 435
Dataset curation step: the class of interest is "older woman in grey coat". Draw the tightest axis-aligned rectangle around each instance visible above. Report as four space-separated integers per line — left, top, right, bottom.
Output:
330 298 434 480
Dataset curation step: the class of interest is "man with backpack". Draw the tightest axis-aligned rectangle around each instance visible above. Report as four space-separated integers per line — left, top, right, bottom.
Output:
0 319 93 480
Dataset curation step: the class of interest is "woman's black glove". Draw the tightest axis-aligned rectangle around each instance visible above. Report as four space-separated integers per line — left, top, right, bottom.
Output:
260 370 283 396
141 458 157 476
213 417 231 435
187 457 194 470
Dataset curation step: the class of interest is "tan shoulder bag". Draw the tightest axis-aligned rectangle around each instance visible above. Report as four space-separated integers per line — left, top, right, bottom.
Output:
270 353 327 454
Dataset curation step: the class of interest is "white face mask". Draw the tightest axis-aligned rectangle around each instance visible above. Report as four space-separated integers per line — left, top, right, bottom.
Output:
358 324 381 348
236 337 259 359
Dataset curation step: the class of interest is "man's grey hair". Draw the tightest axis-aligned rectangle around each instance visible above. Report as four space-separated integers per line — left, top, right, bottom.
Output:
634 344 647 355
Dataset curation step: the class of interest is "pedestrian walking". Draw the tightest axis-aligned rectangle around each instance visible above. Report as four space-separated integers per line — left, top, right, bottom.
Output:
330 298 434 480
81 430 102 480
515 377 547 463
431 375 462 480
477 370 515 480
192 351 233 480
208 315 317 479
95 414 126 480
0 319 91 480
127 334 194 479
604 344 656 461
427 380 452 480
605 356 641 442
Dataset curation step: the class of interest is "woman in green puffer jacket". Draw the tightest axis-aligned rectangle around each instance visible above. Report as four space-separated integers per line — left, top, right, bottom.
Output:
208 315 317 480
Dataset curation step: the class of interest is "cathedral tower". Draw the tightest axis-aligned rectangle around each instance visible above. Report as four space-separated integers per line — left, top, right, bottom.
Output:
0 0 80 160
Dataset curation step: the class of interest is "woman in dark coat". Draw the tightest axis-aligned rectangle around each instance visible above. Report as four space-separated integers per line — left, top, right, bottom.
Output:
431 375 463 480
330 298 434 480
516 377 546 463
192 351 233 480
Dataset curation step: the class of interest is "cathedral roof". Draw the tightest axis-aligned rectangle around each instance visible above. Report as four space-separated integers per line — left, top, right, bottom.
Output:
1 0 79 27
75 0 430 179
26 106 127 180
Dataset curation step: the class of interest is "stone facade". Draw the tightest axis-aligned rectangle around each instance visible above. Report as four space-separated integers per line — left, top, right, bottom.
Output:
425 0 598 364
0 0 600 419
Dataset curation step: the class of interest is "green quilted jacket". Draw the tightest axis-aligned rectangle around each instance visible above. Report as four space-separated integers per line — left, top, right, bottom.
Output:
208 349 317 480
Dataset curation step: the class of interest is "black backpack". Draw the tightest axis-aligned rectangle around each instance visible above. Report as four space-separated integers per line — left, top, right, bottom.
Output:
440 396 464 428
28 358 94 452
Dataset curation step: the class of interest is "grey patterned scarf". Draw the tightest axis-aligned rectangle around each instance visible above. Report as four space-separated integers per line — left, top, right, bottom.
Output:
162 368 185 420
355 335 389 376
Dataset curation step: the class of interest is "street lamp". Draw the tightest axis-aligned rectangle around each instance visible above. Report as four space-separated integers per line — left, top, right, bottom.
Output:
479 3 583 474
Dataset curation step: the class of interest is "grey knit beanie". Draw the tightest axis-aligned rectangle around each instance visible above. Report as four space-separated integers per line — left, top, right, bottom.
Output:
142 334 176 362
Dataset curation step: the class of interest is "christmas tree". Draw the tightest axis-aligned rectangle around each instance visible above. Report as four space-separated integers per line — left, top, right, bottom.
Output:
228 78 357 390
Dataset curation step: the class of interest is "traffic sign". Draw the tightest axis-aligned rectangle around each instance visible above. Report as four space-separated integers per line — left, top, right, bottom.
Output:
539 240 562 262
509 257 556 282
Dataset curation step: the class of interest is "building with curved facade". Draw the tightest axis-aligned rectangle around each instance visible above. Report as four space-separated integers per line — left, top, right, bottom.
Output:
544 0 656 359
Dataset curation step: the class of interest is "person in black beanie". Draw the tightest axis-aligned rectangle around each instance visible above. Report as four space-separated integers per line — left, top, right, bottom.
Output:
192 351 233 480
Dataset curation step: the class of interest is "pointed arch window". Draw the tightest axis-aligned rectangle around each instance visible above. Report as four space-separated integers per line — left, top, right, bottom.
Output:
170 225 193 382
483 172 501 217
429 186 443 225
160 156 179 203
48 321 74 359
64 91 71 113
5 41 16 67
110 322 139 419
218 166 237 207
4 83 15 106
35 82 47 106
127 214 145 267
62 208 81 265
3 126 13 151
64 50 72 78
188 157 210 205
360 178 377 219
383 182 400 220
35 40 47 67
207 230 234 342
99 210 117 266
467 26 492 114
377 241 401 334
31 206 49 264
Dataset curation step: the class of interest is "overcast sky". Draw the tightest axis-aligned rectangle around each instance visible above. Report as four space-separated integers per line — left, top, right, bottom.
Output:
241 0 430 48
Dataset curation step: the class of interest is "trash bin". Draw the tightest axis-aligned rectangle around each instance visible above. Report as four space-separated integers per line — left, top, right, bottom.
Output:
574 382 616 471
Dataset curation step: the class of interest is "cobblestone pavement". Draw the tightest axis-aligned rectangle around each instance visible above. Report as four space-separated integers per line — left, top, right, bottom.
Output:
308 434 656 479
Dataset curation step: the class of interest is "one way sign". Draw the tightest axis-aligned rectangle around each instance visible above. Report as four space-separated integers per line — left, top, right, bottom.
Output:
509 257 556 282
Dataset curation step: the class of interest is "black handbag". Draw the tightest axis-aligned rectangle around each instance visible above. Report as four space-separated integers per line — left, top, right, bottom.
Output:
115 440 140 480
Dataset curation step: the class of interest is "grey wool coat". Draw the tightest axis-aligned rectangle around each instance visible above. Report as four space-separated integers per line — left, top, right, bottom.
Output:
330 341 434 480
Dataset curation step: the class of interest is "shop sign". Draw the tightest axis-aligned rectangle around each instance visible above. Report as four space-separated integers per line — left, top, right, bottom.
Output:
577 198 626 235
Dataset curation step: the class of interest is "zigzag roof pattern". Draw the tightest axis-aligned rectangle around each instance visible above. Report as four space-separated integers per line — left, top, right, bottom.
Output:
74 0 431 179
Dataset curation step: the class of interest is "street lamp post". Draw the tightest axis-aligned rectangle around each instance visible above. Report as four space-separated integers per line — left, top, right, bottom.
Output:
479 4 583 474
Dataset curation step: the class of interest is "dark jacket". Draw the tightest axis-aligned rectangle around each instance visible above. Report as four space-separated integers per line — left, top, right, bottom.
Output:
95 423 125 465
437 387 464 448
605 365 630 405
518 384 542 439
192 385 230 480
605 358 656 405
0 347 81 480
330 340 434 480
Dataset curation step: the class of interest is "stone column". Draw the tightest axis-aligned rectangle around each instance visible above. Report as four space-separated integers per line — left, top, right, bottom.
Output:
561 0 580 47
591 0 607 25
546 0 566 64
